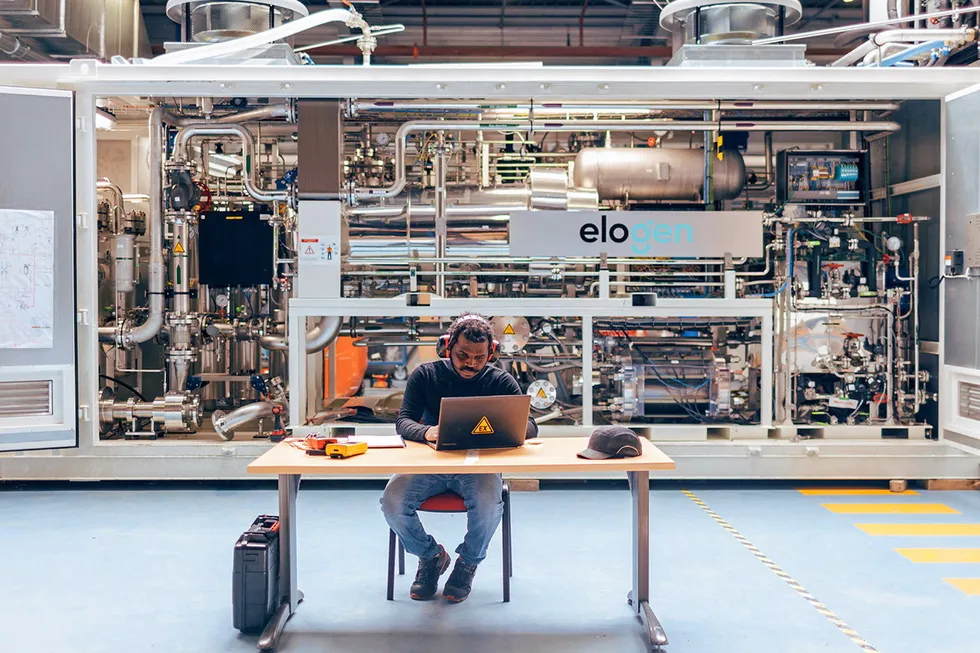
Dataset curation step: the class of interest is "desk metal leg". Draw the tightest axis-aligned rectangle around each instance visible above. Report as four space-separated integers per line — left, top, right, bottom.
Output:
627 471 668 651
258 474 301 651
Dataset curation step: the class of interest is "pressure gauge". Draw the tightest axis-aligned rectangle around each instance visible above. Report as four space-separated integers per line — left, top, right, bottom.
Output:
376 132 391 147
215 293 229 309
886 236 903 252
527 379 558 410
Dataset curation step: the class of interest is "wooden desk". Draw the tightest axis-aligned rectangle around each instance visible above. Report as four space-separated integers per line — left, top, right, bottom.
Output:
247 437 676 652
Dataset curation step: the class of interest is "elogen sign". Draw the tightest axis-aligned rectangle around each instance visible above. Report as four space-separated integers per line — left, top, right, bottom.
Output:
508 211 764 258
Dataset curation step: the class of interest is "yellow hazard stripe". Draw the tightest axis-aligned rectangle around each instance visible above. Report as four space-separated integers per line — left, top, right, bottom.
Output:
682 490 880 653
822 503 959 514
857 523 980 536
798 488 919 496
943 578 980 595
896 548 980 563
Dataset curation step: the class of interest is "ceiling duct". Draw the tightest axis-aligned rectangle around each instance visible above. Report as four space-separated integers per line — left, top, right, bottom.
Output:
659 0 807 67
165 0 309 43
0 0 151 60
161 0 309 64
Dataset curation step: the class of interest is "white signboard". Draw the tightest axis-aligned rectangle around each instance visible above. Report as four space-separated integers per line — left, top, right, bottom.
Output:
509 210 764 258
0 209 54 349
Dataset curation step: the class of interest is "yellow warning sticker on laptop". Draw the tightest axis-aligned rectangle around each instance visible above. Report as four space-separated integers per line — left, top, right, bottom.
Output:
502 323 516 335
472 416 494 435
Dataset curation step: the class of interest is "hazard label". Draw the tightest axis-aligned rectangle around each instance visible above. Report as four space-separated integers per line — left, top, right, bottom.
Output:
536 388 547 399
502 323 516 335
173 241 185 254
304 245 314 255
472 416 494 435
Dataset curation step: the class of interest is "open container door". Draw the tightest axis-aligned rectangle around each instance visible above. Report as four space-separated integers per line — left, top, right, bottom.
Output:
0 86 76 452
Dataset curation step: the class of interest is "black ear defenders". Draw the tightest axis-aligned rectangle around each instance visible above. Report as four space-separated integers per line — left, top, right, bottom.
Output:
436 315 500 363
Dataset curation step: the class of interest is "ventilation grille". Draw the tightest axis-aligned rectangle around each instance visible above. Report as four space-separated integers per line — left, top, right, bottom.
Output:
958 382 980 421
0 380 53 418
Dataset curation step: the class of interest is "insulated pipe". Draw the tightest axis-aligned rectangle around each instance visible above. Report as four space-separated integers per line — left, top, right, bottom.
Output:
259 315 343 353
212 401 278 441
100 109 168 347
830 27 975 66
755 5 980 44
876 39 946 67
862 42 909 66
149 8 370 65
0 30 52 62
356 119 901 201
353 101 903 112
173 123 287 202
213 104 292 124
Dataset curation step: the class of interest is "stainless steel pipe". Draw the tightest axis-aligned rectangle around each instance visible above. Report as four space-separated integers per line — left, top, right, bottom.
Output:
212 401 278 441
173 123 288 202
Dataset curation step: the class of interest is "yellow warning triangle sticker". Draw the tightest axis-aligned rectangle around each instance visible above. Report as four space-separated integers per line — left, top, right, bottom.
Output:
502 323 516 335
173 241 185 254
536 388 547 399
472 416 494 435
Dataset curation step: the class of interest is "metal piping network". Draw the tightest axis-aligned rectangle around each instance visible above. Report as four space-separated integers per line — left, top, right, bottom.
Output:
173 123 288 203
99 108 166 349
99 393 203 434
831 27 976 67
351 119 901 201
259 315 344 353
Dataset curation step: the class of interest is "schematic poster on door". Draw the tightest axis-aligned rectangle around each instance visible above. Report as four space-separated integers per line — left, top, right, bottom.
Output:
0 209 54 349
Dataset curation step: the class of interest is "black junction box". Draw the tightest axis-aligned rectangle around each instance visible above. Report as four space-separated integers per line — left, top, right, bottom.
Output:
198 211 275 287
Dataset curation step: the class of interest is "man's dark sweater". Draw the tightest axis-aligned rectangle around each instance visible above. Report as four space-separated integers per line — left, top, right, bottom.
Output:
396 360 539 443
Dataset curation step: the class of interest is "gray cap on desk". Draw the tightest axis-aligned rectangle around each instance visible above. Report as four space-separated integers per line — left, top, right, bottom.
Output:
577 425 642 459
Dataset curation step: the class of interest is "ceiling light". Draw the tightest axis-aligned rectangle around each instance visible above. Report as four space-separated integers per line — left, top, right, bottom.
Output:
95 107 116 131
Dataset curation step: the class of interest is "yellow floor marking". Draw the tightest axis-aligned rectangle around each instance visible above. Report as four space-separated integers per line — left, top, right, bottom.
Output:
822 503 959 514
798 489 919 496
684 490 881 652
857 523 980 536
896 548 980 563
943 578 980 595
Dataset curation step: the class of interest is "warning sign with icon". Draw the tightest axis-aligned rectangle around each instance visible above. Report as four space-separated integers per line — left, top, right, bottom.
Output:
173 241 186 254
298 235 339 266
502 323 516 335
471 416 495 435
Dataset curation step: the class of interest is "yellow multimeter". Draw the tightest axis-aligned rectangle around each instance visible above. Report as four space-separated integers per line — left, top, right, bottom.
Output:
325 441 368 459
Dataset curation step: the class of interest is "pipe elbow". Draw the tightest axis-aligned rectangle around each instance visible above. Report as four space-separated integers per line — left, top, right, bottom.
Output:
212 401 281 441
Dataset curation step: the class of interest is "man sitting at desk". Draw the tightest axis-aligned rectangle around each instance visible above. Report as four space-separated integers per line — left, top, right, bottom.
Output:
381 314 538 603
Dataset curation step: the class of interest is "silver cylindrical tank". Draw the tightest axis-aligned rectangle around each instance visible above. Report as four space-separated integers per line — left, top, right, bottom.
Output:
572 147 746 202
112 234 136 293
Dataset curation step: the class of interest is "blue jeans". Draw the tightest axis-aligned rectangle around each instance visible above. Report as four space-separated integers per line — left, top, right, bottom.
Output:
380 473 504 566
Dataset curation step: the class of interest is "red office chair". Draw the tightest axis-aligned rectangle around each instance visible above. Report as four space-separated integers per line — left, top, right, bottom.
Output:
387 483 513 602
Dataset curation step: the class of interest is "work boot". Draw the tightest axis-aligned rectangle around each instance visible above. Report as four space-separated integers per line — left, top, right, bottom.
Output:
410 544 451 601
443 557 479 603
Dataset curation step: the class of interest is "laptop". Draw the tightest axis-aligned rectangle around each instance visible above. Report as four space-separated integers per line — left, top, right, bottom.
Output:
429 395 532 451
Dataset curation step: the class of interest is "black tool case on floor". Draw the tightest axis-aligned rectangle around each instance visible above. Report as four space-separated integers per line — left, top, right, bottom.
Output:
233 515 280 633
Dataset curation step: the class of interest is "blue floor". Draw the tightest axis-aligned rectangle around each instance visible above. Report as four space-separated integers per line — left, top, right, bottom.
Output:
1 483 978 653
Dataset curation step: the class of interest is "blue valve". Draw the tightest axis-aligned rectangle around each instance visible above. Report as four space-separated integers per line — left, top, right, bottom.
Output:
250 374 269 396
